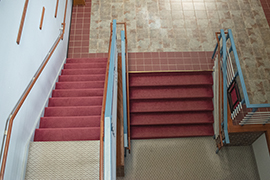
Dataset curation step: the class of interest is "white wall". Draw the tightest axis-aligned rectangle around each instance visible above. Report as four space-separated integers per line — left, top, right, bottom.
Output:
0 0 72 179
252 134 270 180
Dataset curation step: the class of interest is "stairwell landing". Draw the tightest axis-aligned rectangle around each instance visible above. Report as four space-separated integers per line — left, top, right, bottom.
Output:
25 58 107 179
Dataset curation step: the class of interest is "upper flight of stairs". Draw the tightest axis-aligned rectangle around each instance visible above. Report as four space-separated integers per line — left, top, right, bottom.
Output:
129 71 214 139
26 58 107 179
34 58 107 141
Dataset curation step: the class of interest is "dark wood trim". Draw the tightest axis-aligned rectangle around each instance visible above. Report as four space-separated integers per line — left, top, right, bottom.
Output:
117 55 125 177
16 0 29 44
265 130 270 155
214 32 224 150
39 7 45 30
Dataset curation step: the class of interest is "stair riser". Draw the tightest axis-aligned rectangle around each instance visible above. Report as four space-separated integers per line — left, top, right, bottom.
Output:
129 73 213 87
52 89 104 97
66 58 107 63
44 107 102 117
55 82 104 89
58 75 105 82
64 63 106 69
40 117 100 128
34 128 100 141
61 69 106 75
130 100 213 113
131 124 214 139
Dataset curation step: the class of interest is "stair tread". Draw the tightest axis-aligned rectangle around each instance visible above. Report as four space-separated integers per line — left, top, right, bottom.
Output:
52 89 104 97
25 141 99 179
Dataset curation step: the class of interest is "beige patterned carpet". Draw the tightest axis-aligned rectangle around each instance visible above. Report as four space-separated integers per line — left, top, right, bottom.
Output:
118 137 259 180
25 141 100 180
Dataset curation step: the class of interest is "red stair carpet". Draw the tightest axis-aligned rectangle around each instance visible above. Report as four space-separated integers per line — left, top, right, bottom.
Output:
34 58 107 141
129 71 214 139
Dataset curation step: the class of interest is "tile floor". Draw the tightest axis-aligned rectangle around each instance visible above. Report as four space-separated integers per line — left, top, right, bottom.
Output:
68 0 270 104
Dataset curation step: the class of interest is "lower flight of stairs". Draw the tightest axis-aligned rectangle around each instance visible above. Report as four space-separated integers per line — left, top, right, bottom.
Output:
26 58 107 179
129 71 214 139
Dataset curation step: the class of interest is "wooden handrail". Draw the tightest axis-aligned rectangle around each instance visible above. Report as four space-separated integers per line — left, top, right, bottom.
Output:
55 0 59 18
0 1 69 179
16 0 29 44
215 32 224 151
99 22 113 180
39 7 45 30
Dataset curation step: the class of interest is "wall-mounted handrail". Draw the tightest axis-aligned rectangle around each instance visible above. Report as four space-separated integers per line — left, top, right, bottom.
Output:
0 1 69 179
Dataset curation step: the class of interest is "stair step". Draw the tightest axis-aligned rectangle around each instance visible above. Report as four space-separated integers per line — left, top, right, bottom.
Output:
130 112 214 125
34 127 100 141
130 99 213 113
64 63 106 69
61 68 106 75
40 116 100 128
25 141 99 179
58 75 105 82
66 58 107 63
48 97 103 107
55 81 104 89
129 71 213 87
130 86 213 100
44 106 102 117
52 89 104 97
131 124 214 139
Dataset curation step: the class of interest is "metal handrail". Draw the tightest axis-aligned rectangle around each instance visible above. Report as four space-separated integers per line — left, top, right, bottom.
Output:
104 19 117 180
0 0 69 179
213 30 270 109
213 29 270 144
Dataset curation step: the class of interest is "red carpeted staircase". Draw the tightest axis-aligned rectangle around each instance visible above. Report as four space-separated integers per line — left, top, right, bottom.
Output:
129 71 214 139
34 58 107 141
